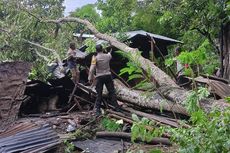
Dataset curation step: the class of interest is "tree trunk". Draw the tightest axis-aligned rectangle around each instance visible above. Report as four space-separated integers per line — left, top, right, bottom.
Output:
223 22 230 80
96 131 171 145
114 80 188 115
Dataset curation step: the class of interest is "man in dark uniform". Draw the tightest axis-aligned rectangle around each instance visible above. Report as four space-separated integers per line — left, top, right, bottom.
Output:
88 44 120 116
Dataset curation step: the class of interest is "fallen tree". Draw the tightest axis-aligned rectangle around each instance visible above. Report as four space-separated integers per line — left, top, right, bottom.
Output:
42 17 230 113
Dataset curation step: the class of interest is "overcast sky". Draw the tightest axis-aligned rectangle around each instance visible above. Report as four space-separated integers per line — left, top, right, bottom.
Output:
63 0 97 16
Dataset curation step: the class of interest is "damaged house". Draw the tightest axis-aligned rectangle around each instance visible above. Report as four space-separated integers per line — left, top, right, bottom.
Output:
0 29 229 152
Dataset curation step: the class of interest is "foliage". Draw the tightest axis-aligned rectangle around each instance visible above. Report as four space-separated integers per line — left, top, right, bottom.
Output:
70 129 93 141
28 60 51 80
126 149 162 153
97 0 137 32
165 39 219 76
170 108 230 153
84 38 97 54
117 51 156 91
131 114 165 143
70 4 100 24
70 4 100 34
157 0 228 51
184 87 210 114
101 117 122 132
148 149 162 153
0 0 74 81
224 96 230 103
63 140 75 153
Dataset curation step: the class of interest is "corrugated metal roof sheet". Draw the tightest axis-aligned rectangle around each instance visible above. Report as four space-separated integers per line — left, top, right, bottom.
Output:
74 30 182 43
0 124 60 153
0 122 37 138
125 30 182 43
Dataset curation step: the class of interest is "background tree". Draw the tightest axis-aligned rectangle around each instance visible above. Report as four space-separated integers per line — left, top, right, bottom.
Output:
0 0 74 80
70 4 100 35
97 0 137 32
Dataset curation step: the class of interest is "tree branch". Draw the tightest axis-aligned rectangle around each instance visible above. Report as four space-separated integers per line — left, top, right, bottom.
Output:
42 17 177 87
192 27 220 54
34 49 50 62
24 40 62 63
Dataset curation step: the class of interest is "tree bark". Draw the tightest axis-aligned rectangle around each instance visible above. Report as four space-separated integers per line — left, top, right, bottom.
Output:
114 80 188 116
223 22 230 80
96 131 171 145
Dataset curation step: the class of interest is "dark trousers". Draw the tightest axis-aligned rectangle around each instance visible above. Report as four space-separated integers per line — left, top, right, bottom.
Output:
95 75 119 110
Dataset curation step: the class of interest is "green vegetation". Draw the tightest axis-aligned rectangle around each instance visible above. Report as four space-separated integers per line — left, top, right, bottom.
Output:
131 114 164 143
63 140 75 153
101 116 122 132
170 108 230 153
118 51 156 91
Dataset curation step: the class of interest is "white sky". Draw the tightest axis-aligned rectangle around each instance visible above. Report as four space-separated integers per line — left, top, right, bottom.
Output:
63 0 97 16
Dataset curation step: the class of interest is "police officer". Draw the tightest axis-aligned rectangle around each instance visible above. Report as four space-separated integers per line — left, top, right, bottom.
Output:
88 44 120 116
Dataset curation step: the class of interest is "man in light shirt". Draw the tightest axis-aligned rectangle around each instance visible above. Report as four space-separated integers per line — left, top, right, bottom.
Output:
88 44 120 116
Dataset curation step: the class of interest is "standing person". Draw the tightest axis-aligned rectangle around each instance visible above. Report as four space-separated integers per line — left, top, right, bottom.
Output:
88 44 120 116
67 42 80 84
175 47 189 85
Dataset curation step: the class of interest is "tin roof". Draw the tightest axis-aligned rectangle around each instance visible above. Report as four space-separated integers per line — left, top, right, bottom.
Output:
125 30 182 43
73 30 182 44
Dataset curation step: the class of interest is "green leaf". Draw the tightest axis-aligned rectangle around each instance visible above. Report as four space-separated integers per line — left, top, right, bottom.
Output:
149 149 162 153
127 74 143 81
165 58 175 67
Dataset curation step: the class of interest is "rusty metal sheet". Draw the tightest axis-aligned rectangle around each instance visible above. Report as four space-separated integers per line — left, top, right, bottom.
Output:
0 122 37 138
0 61 31 130
0 124 60 153
191 76 230 98
209 81 230 98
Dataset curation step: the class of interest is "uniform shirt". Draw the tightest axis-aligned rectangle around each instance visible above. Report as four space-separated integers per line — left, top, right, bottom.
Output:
88 52 112 81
